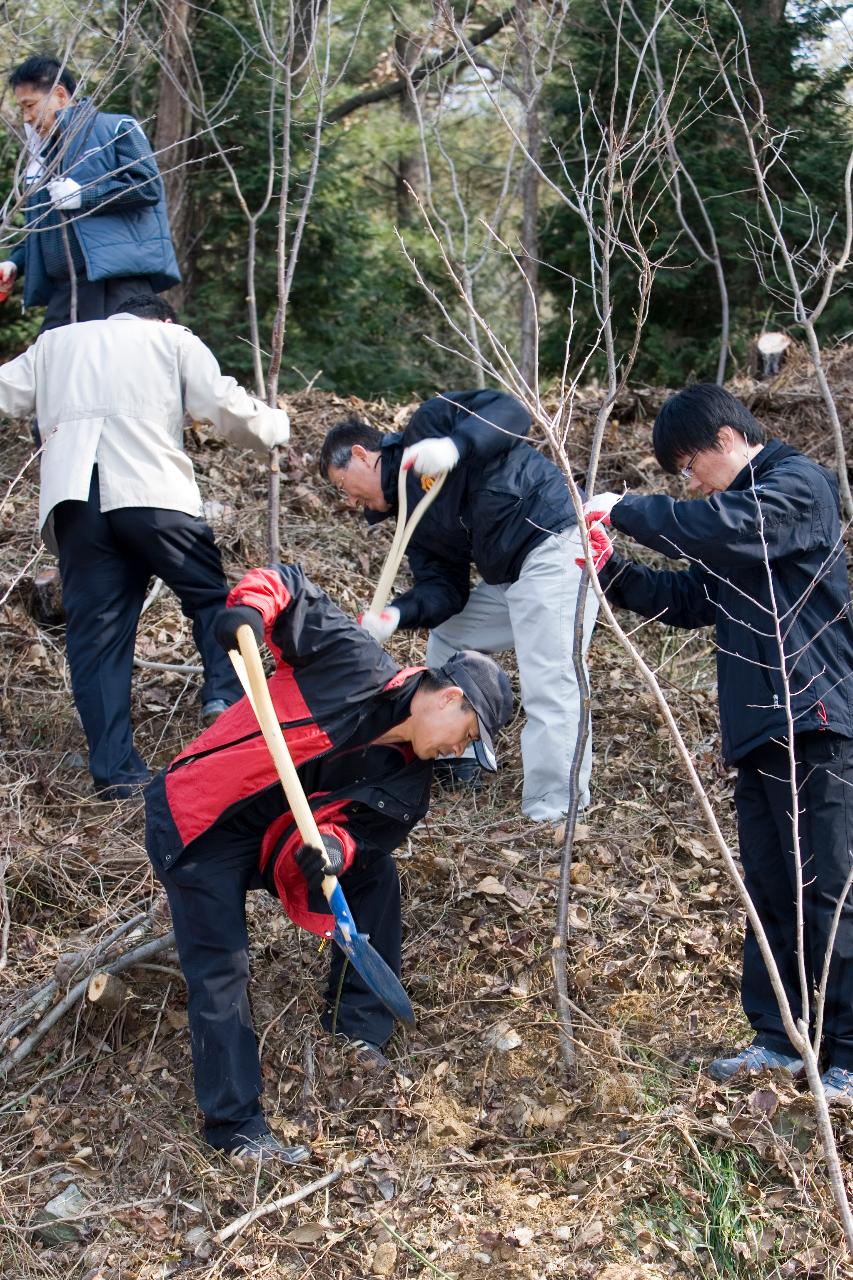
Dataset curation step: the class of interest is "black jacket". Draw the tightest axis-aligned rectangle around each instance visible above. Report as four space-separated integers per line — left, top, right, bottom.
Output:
600 440 853 763
368 389 579 629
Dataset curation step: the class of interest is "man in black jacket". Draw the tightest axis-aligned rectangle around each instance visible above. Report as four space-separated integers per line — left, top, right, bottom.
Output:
586 384 853 1101
144 563 512 1162
319 390 597 822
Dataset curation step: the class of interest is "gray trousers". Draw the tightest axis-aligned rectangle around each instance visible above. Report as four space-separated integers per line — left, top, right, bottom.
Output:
426 527 598 821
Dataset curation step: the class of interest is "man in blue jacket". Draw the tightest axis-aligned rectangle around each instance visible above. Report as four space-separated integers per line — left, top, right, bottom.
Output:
320 390 597 822
1 55 179 329
586 384 853 1102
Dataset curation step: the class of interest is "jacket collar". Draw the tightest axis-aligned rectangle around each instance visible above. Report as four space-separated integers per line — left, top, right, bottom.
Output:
55 97 95 132
728 438 800 491
364 433 403 526
53 97 97 167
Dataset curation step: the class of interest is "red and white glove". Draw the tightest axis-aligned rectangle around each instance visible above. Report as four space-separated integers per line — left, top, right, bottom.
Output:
48 177 82 210
358 606 400 642
0 260 17 302
583 491 624 522
402 436 460 477
575 512 614 572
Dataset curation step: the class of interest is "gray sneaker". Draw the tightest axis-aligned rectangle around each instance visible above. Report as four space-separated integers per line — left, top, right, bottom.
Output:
227 1132 311 1167
706 1043 803 1082
201 698 230 725
821 1066 853 1105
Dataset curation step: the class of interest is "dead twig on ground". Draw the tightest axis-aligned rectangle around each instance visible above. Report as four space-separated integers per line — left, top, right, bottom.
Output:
216 1154 368 1243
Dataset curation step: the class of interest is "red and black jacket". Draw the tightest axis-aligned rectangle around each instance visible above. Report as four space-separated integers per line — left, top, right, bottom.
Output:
144 564 433 928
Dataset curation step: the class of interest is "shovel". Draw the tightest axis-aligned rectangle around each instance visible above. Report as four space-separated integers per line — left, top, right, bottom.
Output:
229 625 415 1028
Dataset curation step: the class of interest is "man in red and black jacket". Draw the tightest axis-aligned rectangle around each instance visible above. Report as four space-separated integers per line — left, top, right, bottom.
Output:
144 563 512 1164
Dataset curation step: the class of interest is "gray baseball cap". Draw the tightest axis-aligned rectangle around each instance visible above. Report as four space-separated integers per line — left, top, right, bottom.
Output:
438 650 513 771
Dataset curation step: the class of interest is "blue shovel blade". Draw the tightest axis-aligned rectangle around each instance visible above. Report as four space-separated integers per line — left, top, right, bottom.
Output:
328 882 415 1028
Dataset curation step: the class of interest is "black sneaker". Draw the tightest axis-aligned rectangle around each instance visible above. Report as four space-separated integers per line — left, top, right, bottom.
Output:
433 758 483 791
331 1034 393 1074
226 1132 311 1168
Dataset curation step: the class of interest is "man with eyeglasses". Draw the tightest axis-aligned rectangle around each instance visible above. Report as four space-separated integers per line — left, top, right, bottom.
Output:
319 390 598 824
584 383 853 1103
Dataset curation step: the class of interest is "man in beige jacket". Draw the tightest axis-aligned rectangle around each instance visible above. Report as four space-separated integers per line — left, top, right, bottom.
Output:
0 293 290 798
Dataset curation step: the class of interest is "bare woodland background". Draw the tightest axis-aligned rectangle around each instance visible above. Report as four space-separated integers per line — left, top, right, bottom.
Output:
1 1 853 1277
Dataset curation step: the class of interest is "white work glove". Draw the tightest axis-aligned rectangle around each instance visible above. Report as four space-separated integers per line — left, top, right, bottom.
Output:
583 491 625 521
358 606 400 642
0 261 17 286
402 436 460 477
270 407 290 447
48 177 82 210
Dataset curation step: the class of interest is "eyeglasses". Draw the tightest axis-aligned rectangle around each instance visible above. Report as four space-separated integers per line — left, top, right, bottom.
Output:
680 449 700 479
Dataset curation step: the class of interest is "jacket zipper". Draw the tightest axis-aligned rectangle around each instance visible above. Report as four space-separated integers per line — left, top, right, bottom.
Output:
167 715 315 774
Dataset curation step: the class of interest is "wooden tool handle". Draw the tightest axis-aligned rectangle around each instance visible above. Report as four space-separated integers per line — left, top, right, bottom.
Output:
369 468 448 616
233 625 323 849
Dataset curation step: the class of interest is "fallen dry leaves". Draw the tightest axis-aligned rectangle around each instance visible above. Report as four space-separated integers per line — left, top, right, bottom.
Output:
2 380 853 1278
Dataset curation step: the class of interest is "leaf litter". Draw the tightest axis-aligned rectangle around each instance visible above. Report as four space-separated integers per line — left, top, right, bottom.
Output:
2 366 853 1277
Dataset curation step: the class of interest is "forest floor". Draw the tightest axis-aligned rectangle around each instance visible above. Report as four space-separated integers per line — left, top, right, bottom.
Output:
1 354 853 1280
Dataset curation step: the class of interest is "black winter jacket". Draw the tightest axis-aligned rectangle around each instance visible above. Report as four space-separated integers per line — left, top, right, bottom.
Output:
368 389 579 629
600 440 853 763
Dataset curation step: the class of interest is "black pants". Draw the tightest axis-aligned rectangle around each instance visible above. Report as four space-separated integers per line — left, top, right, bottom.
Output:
155 809 402 1150
736 732 853 1069
53 469 241 788
40 274 155 331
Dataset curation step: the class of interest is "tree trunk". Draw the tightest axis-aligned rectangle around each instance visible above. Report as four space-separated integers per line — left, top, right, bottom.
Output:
517 0 541 389
394 31 424 225
154 0 194 310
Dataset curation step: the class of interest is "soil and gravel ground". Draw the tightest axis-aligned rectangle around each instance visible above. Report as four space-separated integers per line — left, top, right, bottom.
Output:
1 358 852 1279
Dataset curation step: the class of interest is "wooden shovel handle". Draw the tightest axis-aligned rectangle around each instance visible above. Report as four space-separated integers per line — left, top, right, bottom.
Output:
231 625 323 850
369 467 448 616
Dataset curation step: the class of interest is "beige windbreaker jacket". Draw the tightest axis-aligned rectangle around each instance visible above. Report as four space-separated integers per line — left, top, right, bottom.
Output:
0 313 290 552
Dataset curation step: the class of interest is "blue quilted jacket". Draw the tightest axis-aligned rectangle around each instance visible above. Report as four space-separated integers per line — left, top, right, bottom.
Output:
12 97 180 305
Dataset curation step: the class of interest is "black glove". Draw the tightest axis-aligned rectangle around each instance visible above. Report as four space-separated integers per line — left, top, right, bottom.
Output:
213 604 264 653
295 834 346 912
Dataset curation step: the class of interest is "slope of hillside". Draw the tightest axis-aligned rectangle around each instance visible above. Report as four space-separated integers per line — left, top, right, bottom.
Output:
0 366 851 1279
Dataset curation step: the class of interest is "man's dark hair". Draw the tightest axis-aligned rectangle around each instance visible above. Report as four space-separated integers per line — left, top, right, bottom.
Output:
113 293 178 323
653 384 765 475
419 669 474 712
10 55 76 95
319 417 384 479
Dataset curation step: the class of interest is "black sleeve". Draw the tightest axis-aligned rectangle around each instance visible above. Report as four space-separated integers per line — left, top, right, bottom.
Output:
610 462 829 569
599 553 717 629
405 389 531 463
229 562 401 683
391 541 471 629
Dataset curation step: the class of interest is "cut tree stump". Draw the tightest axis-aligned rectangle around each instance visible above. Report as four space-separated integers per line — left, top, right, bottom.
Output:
87 972 130 1010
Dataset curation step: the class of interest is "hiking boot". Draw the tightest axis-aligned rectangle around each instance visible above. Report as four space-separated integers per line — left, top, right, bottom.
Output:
201 698 230 725
433 758 482 791
706 1043 803 1082
821 1066 853 1105
226 1132 311 1168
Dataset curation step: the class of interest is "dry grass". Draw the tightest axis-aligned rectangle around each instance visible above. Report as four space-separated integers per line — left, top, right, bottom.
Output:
1 364 852 1279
